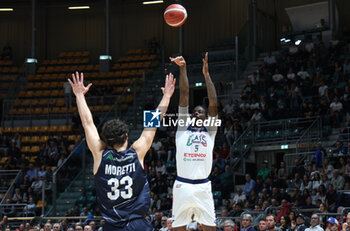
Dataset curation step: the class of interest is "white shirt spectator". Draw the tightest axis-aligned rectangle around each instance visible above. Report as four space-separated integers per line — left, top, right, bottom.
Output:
325 164 334 179
264 55 276 65
297 71 309 80
152 140 162 152
331 175 345 190
305 225 324 231
223 104 234 115
232 193 246 204
319 85 328 96
240 102 250 112
272 74 284 82
250 102 260 110
247 73 259 85
31 179 43 193
312 180 322 190
156 165 166 175
300 181 313 191
330 102 343 112
287 73 296 80
305 42 314 52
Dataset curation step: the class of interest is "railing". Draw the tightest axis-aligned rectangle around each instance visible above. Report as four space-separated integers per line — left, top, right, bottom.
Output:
295 117 322 153
336 126 350 143
51 79 138 216
0 203 27 217
0 170 21 204
254 117 319 145
230 117 322 176
230 125 254 173
284 151 316 173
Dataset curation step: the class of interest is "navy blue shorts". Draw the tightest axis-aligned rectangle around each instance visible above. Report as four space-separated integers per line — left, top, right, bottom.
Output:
103 218 154 231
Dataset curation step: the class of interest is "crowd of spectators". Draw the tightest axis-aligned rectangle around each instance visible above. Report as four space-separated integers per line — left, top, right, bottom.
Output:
0 130 83 219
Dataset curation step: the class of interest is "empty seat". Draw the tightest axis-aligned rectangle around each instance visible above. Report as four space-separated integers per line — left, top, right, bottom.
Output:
20 146 30 153
39 126 49 133
49 125 58 132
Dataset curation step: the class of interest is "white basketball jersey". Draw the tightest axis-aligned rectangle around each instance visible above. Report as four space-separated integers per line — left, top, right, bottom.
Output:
175 106 217 180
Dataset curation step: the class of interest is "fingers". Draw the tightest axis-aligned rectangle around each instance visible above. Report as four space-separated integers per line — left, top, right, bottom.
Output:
161 87 165 94
81 72 84 83
68 78 73 87
205 52 208 61
72 73 77 84
86 83 92 90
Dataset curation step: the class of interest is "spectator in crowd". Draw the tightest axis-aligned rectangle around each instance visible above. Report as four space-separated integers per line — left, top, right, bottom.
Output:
325 217 339 231
220 165 234 199
342 212 350 231
23 197 36 216
264 52 277 67
26 164 38 182
314 144 326 168
266 214 282 231
322 158 334 179
291 214 307 231
223 98 235 115
152 212 162 230
258 160 271 181
242 214 256 231
305 214 324 231
329 97 343 125
31 175 43 195
84 225 92 231
43 223 52 231
259 218 268 231
97 219 105 231
330 169 345 190
233 188 246 204
217 209 229 229
80 207 91 217
224 219 235 231
244 173 256 196
159 216 168 231
279 215 291 231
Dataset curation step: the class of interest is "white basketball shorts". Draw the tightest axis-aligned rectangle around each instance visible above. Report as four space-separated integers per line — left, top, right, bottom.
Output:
172 179 216 228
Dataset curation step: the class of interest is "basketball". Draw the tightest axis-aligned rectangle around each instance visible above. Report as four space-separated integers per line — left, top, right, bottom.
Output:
164 4 188 27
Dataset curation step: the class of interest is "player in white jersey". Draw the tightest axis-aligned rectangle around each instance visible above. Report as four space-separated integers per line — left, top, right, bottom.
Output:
170 52 218 231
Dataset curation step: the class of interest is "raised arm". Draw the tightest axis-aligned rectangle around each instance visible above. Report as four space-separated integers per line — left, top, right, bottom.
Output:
131 74 176 166
170 56 188 107
68 72 104 170
202 52 218 117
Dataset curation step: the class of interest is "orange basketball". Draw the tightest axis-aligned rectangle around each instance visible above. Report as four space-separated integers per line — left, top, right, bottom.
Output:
164 4 187 27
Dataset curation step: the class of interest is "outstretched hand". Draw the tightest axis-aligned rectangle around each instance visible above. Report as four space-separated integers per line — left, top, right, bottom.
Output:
68 72 92 96
161 73 176 98
169 56 186 67
202 52 209 76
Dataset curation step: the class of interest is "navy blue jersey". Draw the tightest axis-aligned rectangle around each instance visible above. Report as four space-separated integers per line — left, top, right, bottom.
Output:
94 148 150 228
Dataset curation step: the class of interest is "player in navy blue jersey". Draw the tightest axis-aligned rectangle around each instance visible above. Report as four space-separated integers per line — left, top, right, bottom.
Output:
68 72 176 231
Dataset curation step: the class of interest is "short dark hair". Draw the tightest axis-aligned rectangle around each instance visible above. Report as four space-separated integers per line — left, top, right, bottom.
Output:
193 105 208 116
101 119 129 147
266 214 276 221
259 217 266 222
